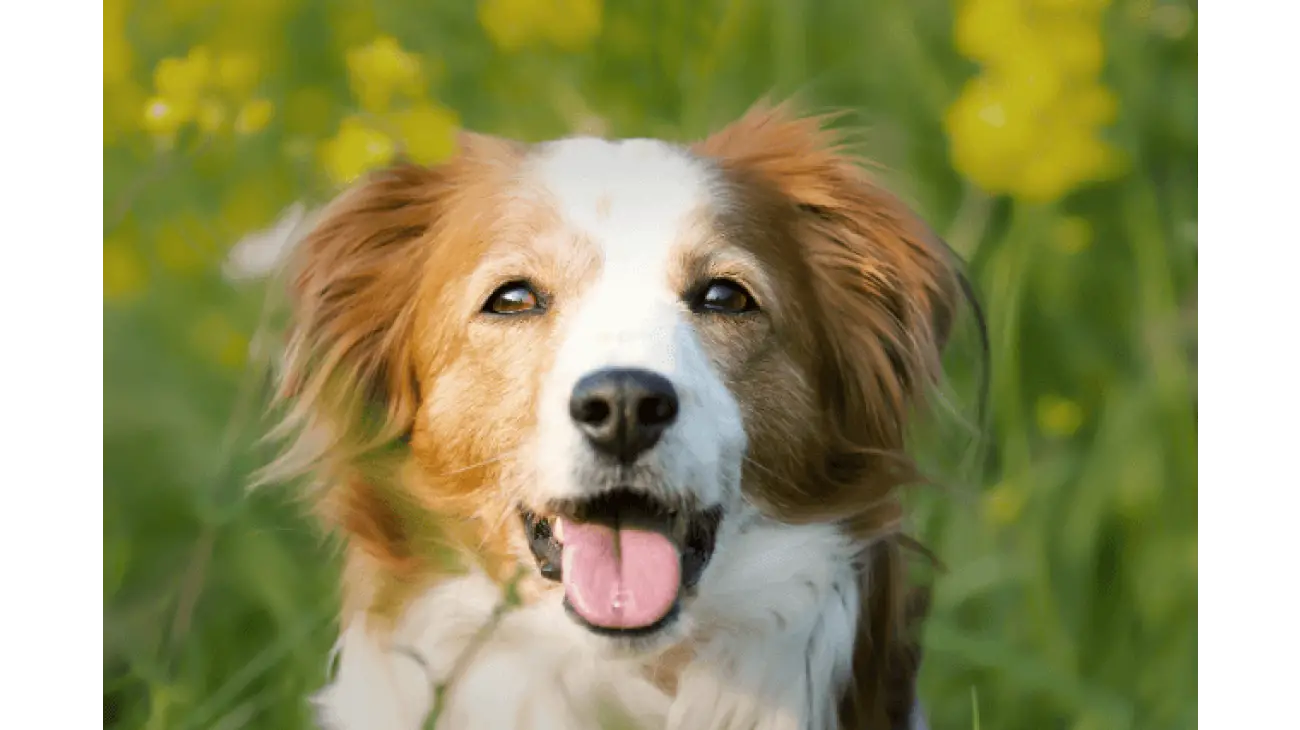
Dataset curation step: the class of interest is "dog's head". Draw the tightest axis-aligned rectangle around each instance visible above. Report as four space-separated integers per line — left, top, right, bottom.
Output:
271 103 964 664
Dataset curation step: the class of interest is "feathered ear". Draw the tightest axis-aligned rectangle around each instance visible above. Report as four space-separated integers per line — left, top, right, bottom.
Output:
695 99 963 473
270 134 526 478
697 102 962 729
264 163 448 493
839 540 931 730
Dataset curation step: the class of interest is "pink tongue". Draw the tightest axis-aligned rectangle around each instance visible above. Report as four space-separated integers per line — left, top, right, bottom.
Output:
559 520 681 630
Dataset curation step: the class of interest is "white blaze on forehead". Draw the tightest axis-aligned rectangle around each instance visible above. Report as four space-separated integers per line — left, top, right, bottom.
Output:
525 137 721 372
528 137 717 243
523 137 746 506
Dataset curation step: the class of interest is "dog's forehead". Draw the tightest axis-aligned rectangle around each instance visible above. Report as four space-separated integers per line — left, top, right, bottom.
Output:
522 137 722 272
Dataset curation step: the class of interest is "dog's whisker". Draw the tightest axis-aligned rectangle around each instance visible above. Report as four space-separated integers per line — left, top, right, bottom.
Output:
481 498 520 544
434 451 516 479
742 456 805 493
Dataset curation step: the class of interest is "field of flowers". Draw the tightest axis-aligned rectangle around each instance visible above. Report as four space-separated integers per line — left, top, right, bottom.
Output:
103 0 1198 728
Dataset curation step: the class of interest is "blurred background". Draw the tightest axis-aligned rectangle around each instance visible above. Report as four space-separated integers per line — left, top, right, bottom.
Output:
103 0 1197 728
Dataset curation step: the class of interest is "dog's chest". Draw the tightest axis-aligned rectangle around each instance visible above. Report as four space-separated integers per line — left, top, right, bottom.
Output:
432 636 673 730
316 574 673 730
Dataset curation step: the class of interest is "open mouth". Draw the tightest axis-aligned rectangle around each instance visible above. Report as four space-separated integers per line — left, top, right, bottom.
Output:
519 489 722 637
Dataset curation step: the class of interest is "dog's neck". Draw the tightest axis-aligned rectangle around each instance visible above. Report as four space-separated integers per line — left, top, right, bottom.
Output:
313 510 888 730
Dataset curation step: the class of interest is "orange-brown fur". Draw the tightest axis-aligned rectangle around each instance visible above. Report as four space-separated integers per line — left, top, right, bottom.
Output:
269 101 967 730
695 103 960 729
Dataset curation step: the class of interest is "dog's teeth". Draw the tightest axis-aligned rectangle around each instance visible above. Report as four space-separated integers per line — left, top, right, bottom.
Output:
554 517 566 543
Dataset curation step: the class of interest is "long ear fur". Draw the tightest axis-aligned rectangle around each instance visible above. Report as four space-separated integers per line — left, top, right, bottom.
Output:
262 132 523 493
261 162 448 502
696 101 960 458
261 134 527 616
697 100 967 730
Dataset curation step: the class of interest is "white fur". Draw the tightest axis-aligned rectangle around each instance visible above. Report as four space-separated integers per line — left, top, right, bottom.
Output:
315 511 863 730
313 139 913 730
222 201 318 282
315 573 672 730
525 138 747 511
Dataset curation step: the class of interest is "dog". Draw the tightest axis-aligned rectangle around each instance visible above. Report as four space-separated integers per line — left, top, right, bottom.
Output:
264 101 977 730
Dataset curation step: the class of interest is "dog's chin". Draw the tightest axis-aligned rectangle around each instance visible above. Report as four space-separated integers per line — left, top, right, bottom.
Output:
518 487 722 648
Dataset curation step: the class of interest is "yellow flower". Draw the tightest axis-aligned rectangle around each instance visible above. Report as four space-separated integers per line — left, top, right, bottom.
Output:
545 0 604 52
1064 82 1120 127
1040 19 1106 78
216 52 261 98
1014 125 1114 203
946 0 1123 202
997 39 1074 110
144 46 216 140
983 481 1026 526
1036 394 1084 438
945 71 1122 201
944 74 1039 193
104 237 148 303
140 46 279 141
196 99 227 134
319 117 397 186
234 98 274 135
154 46 213 116
478 0 603 53
391 103 460 165
954 0 1028 68
346 36 424 113
141 97 189 137
104 0 132 86
478 0 539 52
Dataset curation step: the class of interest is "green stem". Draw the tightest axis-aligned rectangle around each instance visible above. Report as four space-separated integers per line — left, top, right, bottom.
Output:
424 568 527 729
1121 179 1197 479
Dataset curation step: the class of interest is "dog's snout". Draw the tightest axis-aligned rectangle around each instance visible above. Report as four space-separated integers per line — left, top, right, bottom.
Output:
569 368 679 463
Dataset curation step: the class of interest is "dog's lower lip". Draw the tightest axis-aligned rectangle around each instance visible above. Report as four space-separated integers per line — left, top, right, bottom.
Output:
563 598 681 638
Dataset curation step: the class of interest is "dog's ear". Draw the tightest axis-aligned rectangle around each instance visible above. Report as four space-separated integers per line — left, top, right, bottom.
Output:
839 540 931 730
265 134 525 490
698 102 956 728
273 163 446 466
697 100 960 437
696 101 963 489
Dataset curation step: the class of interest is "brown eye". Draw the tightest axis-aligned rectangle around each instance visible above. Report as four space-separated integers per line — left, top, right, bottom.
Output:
695 279 757 314
483 281 543 315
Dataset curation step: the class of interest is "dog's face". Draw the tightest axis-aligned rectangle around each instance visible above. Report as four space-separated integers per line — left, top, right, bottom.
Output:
406 137 826 648
276 105 960 655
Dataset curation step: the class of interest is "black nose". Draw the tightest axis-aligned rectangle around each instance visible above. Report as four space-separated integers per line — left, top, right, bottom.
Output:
569 368 679 463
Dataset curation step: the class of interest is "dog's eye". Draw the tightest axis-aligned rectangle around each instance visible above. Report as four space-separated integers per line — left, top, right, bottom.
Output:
694 279 757 314
483 281 543 315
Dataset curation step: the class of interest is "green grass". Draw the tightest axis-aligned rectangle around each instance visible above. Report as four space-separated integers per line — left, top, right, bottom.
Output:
104 1 1197 727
